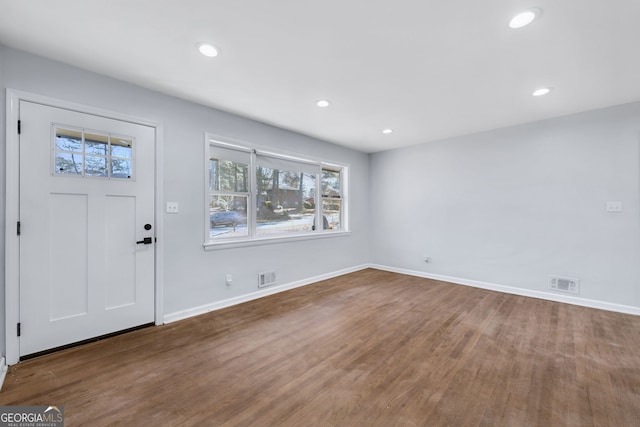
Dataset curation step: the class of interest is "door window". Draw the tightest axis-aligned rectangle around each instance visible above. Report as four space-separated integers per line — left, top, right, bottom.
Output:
54 126 134 179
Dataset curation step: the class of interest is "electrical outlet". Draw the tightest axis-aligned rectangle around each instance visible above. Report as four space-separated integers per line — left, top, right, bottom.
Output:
166 202 179 213
225 274 232 286
424 257 431 263
606 201 622 213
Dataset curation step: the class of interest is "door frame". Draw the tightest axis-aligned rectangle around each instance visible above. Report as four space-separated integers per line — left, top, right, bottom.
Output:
4 89 165 365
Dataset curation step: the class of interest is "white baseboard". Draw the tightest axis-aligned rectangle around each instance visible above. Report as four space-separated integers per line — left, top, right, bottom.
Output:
163 264 370 324
164 263 639 324
0 357 8 391
369 264 640 316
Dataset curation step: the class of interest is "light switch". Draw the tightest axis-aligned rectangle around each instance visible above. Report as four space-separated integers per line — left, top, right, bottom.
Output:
606 201 622 213
166 202 179 213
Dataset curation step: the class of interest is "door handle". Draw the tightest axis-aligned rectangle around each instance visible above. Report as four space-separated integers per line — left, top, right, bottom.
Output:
136 237 153 245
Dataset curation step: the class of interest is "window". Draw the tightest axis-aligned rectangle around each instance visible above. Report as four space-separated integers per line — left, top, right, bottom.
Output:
54 126 134 179
321 168 343 230
208 144 251 239
255 152 320 237
206 136 348 245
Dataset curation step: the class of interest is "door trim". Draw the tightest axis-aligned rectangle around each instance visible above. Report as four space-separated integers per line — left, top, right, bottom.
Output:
4 89 164 365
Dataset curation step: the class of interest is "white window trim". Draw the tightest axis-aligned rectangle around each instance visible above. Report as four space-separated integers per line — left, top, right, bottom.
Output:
203 133 350 249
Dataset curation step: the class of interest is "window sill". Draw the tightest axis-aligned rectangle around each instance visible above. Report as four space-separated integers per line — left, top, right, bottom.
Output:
203 230 351 251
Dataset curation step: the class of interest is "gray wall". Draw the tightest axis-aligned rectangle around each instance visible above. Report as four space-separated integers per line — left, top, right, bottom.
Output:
370 103 640 308
2 43 639 362
0 46 371 359
0 45 5 356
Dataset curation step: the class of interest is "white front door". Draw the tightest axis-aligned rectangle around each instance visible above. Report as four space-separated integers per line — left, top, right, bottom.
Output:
19 101 155 357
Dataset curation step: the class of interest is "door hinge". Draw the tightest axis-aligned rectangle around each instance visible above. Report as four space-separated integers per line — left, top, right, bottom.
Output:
17 323 21 337
17 221 21 236
17 120 21 135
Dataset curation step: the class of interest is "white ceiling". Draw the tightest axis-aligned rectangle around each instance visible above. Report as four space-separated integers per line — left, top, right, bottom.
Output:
1 0 639 153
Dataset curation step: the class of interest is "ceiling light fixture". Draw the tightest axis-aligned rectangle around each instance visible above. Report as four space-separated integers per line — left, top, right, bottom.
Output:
509 8 540 29
382 129 394 134
532 87 552 96
316 100 330 108
197 42 219 57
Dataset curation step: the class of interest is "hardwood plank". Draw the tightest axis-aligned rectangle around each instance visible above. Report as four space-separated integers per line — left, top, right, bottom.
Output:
1 269 639 426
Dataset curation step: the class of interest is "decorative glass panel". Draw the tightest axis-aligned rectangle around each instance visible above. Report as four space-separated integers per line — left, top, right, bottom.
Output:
112 137 133 159
111 159 132 178
53 125 134 179
55 128 82 152
85 156 108 176
55 152 83 175
85 132 109 156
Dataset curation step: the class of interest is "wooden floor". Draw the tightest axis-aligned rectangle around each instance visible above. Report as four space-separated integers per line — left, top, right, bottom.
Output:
2 269 639 426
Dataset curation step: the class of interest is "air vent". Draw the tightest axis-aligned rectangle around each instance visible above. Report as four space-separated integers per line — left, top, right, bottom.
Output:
258 271 276 288
549 275 580 294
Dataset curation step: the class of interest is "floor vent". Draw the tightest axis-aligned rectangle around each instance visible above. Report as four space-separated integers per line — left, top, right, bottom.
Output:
549 275 580 294
258 271 277 288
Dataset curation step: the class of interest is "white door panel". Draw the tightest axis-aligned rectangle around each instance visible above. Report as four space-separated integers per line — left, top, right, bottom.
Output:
19 101 155 357
105 195 137 309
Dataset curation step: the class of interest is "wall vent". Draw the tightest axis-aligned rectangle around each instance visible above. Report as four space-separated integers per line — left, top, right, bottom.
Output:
258 271 277 288
549 275 580 294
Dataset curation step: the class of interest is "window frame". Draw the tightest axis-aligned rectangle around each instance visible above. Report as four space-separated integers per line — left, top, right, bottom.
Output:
320 165 345 231
208 160 251 239
204 134 350 249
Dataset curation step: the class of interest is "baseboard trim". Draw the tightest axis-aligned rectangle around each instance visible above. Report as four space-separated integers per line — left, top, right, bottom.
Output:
0 357 8 391
164 263 639 323
369 264 640 316
163 264 370 324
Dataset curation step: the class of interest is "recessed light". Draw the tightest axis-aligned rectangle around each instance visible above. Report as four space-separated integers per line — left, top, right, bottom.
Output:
509 8 540 29
316 100 330 108
197 42 219 57
382 129 394 134
532 87 552 96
